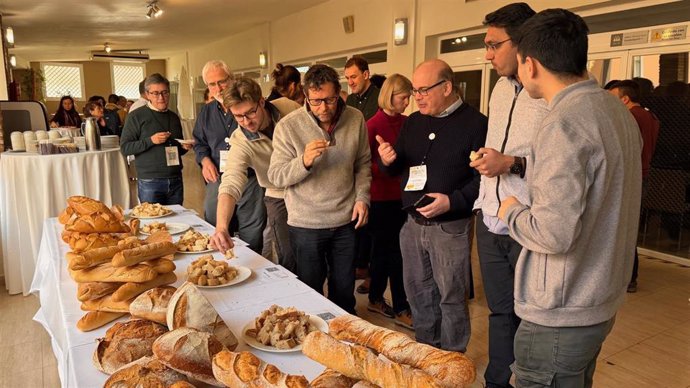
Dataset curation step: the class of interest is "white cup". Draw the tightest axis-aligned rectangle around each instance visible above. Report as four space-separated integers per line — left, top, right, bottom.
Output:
48 130 61 140
35 130 49 141
10 132 26 151
23 131 37 144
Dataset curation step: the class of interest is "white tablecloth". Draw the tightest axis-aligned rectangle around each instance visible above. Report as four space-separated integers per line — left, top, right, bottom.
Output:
30 206 345 388
1 148 130 295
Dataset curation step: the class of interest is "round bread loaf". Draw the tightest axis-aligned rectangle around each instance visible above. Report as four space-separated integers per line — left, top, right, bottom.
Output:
104 356 190 388
93 319 168 374
153 327 225 386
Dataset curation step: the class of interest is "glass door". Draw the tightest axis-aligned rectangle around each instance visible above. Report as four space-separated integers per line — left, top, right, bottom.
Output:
451 63 496 115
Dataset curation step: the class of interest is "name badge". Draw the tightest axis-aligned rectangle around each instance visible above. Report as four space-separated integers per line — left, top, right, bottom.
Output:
405 165 427 191
219 150 229 173
165 146 180 166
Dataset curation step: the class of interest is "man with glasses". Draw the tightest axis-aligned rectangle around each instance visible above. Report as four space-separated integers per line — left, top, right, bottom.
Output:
470 4 548 388
193 60 267 254
210 77 300 272
269 64 371 314
121 73 192 205
377 59 487 352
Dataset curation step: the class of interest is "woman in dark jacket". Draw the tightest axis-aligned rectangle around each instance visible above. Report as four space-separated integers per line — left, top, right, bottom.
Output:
84 101 119 136
49 95 82 128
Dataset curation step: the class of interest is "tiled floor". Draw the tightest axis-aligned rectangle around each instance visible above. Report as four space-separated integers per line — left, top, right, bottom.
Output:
2 153 688 387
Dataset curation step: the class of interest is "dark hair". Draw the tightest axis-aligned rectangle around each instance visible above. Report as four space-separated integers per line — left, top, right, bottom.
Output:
88 95 105 107
271 64 301 95
516 8 589 78
223 77 263 108
50 95 82 127
144 73 170 90
138 80 146 95
483 2 536 40
83 101 101 117
632 77 653 99
108 94 119 103
344 55 369 72
303 64 341 94
369 74 386 89
610 80 640 103
603 79 621 90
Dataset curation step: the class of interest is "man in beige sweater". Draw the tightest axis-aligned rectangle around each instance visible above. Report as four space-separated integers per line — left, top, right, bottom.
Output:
268 64 371 314
210 78 300 272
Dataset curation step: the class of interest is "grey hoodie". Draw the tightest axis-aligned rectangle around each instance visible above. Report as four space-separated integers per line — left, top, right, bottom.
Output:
504 79 642 327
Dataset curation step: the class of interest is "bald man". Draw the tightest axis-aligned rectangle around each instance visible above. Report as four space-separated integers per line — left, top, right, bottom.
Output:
377 59 487 352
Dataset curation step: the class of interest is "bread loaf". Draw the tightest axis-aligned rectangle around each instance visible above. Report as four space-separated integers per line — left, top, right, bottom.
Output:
167 282 238 350
113 272 177 303
212 349 309 388
62 196 131 233
302 331 440 388
328 314 475 387
81 294 134 313
67 195 113 215
129 286 177 325
76 311 126 332
62 231 121 252
152 327 225 386
111 242 177 267
310 369 360 388
69 262 159 283
67 246 122 270
93 319 168 374
103 356 190 388
143 258 176 274
77 282 123 302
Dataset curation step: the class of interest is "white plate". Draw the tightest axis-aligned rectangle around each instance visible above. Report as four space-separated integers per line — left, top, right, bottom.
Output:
130 210 174 219
140 222 190 236
242 315 328 353
176 247 215 254
193 266 251 288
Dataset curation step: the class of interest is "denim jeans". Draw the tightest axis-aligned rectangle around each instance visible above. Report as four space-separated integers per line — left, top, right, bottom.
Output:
400 216 472 352
205 174 266 254
288 222 357 314
368 200 409 313
512 317 615 388
476 218 523 388
137 176 183 205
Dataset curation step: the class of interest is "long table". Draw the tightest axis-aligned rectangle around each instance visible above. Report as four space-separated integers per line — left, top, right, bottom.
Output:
30 206 345 387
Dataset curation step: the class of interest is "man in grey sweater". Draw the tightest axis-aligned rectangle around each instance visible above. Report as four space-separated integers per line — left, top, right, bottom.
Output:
498 9 642 388
268 64 371 314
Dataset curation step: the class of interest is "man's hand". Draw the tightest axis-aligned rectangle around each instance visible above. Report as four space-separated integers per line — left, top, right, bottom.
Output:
351 201 369 229
150 131 171 145
470 147 513 178
417 193 450 218
179 140 195 151
498 196 520 221
201 157 219 183
210 228 235 253
376 135 397 166
303 139 329 169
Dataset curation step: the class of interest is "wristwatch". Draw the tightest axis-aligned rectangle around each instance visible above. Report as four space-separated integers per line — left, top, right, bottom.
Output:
510 156 525 178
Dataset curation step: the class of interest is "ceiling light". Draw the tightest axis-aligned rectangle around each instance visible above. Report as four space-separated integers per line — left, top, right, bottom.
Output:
104 42 112 53
146 1 163 19
5 27 14 46
152 4 163 17
146 7 155 19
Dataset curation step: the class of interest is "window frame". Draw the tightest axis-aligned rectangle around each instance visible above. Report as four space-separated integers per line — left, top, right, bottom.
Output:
40 62 86 102
110 62 146 100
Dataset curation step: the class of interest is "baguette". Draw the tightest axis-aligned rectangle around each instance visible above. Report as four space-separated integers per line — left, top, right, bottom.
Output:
113 272 177 303
81 294 135 313
329 314 475 387
111 242 177 267
310 368 360 388
93 319 168 374
67 246 123 270
76 311 126 332
104 356 190 388
77 282 123 302
143 258 176 274
153 327 225 386
212 349 309 388
69 262 159 283
129 286 177 325
302 331 440 388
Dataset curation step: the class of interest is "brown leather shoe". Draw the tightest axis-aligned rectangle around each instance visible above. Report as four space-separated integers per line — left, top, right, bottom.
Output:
394 309 414 330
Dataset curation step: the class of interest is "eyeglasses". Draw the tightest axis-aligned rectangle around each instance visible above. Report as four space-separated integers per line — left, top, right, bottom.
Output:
306 96 339 106
411 80 447 96
232 104 260 121
207 76 231 88
484 38 511 52
147 90 170 98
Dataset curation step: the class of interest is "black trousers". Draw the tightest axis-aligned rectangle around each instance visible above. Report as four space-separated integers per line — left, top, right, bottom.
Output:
288 222 357 314
367 200 409 313
476 218 522 388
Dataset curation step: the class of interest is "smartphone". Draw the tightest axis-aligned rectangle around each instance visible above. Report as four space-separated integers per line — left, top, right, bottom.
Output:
414 195 435 208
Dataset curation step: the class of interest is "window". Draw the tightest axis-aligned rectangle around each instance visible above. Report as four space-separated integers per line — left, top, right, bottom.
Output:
111 63 146 99
41 63 85 100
